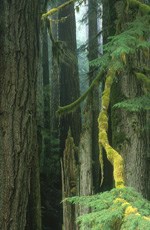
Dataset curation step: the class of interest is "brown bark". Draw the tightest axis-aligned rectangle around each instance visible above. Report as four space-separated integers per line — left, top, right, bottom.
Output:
0 0 41 229
62 131 79 230
111 73 150 198
79 103 93 220
110 0 150 199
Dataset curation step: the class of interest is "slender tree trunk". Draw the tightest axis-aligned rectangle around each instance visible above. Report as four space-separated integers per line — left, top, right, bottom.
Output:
88 0 101 193
58 2 81 229
79 102 93 222
0 0 41 229
58 0 81 150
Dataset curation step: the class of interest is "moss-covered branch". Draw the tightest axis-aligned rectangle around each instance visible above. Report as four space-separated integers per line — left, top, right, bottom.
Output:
128 0 150 14
57 69 104 115
42 0 76 19
98 70 125 188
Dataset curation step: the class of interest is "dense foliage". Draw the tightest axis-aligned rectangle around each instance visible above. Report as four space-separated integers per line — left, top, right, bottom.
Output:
67 187 150 230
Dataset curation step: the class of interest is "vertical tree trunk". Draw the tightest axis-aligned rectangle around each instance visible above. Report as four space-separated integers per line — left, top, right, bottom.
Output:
110 0 150 199
62 131 79 230
88 0 101 193
78 103 93 222
111 73 150 199
0 0 41 229
100 0 116 191
58 0 81 150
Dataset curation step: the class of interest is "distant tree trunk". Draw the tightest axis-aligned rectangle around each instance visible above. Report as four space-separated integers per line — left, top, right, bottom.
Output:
88 0 100 193
0 0 41 229
58 2 81 229
58 0 81 150
49 4 60 137
42 18 51 167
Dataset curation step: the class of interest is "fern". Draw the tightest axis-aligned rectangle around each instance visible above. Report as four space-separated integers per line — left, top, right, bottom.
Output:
90 15 150 72
113 94 150 112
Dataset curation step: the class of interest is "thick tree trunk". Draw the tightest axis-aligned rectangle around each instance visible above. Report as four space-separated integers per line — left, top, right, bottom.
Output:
111 73 150 199
0 0 40 229
110 0 150 199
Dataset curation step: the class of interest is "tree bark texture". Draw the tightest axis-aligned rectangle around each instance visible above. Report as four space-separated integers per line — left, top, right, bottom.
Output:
62 131 79 230
0 0 41 229
79 103 93 200
111 73 150 199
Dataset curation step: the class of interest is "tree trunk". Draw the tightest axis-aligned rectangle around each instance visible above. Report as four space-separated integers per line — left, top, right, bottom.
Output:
0 0 41 229
110 0 150 199
62 131 79 230
111 73 150 199
88 0 101 193
78 102 93 222
58 0 81 150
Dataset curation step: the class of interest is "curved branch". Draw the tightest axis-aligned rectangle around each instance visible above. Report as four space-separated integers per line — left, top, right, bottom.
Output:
57 69 104 115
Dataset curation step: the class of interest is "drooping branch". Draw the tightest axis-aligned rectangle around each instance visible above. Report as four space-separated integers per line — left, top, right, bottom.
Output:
98 70 125 188
56 69 104 115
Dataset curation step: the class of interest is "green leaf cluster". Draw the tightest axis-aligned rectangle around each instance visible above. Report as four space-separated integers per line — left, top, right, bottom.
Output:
67 187 150 230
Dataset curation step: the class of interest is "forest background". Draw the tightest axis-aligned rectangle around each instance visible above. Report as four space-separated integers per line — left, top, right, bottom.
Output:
0 0 150 230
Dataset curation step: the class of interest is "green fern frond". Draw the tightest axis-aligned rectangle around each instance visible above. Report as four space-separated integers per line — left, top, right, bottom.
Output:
113 94 150 112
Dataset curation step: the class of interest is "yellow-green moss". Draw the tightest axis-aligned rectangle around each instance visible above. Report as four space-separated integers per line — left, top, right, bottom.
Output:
98 111 108 130
114 198 150 221
98 72 125 188
42 0 76 19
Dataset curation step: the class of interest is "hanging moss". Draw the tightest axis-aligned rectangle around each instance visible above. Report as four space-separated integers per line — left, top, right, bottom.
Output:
98 72 125 188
